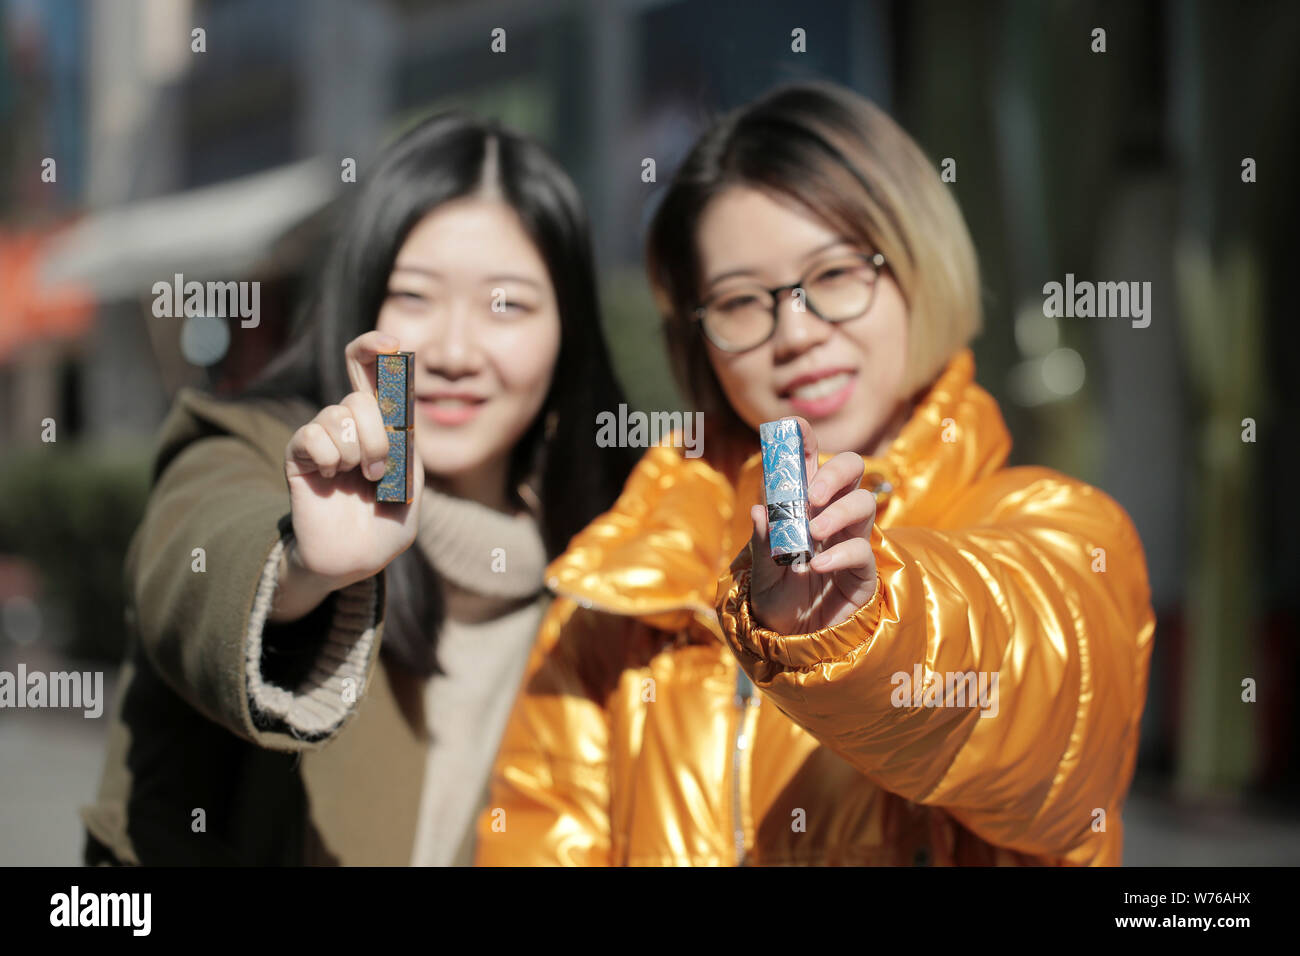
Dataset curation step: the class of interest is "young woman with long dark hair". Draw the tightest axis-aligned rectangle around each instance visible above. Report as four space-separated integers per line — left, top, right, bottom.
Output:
82 111 637 865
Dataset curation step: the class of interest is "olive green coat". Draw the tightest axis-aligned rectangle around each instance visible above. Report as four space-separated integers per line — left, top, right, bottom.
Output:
81 389 456 865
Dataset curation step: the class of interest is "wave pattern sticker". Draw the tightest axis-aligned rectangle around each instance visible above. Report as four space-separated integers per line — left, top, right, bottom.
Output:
759 418 813 565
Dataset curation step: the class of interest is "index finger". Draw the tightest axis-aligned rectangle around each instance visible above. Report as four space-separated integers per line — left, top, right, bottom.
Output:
345 330 402 395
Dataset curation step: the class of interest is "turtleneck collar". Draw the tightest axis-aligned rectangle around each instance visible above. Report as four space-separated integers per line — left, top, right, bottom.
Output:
414 482 548 613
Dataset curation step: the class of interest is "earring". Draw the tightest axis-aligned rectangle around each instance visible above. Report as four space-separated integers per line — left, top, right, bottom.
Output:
517 480 543 517
516 408 557 518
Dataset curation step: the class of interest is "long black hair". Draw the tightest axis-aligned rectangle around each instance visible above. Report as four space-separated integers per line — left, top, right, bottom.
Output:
244 110 638 675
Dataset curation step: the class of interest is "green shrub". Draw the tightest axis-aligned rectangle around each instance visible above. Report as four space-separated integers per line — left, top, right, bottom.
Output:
0 442 151 661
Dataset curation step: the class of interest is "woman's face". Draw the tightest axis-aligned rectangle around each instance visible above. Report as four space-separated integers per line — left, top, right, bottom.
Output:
695 186 911 458
376 197 560 497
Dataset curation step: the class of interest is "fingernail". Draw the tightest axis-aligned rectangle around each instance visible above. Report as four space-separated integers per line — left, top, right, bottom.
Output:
809 480 823 502
367 460 386 480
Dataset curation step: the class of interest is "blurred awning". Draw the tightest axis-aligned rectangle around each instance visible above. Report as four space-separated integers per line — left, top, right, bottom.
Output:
0 229 95 364
37 158 336 302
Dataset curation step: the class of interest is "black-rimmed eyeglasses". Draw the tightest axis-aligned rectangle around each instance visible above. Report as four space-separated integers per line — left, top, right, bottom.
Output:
693 251 887 353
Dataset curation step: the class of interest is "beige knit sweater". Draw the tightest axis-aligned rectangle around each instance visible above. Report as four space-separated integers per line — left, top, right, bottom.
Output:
407 483 548 866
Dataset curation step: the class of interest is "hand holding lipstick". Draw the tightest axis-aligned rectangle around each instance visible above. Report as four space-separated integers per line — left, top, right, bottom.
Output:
276 331 425 622
741 416 878 635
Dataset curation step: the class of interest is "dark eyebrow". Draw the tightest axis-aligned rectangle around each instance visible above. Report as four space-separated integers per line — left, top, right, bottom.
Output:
702 238 857 288
390 265 442 279
389 266 542 289
484 274 543 289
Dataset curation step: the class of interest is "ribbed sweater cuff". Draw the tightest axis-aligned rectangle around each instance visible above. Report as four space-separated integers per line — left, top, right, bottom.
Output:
243 534 380 739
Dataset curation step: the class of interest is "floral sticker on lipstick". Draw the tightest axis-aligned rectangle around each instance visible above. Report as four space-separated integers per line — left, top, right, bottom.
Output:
375 350 415 503
759 417 814 566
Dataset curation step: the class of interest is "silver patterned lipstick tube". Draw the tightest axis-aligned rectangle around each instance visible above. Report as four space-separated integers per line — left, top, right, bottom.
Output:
375 350 415 504
759 418 813 566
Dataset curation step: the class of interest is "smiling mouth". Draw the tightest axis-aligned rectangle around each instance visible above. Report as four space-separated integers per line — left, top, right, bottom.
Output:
420 396 486 407
783 370 856 401
416 395 488 425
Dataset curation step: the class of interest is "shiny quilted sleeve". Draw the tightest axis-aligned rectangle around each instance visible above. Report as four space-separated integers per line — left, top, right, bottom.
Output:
716 466 1156 864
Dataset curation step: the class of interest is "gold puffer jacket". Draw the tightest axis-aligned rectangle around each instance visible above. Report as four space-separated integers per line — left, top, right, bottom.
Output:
476 348 1155 866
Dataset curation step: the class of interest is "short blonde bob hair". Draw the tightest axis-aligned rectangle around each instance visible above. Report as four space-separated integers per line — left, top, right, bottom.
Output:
646 80 982 478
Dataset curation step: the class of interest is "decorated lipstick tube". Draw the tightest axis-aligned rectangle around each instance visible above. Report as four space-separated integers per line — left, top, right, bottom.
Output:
759 418 814 566
375 351 415 504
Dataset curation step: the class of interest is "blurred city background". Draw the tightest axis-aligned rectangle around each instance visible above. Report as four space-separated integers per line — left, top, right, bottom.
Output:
1 0 1297 864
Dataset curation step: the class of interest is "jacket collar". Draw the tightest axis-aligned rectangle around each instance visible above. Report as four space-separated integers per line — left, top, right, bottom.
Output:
544 348 1011 636
158 387 316 482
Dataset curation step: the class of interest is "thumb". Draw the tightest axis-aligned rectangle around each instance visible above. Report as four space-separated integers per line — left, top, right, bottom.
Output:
746 503 785 596
751 502 768 543
728 503 765 576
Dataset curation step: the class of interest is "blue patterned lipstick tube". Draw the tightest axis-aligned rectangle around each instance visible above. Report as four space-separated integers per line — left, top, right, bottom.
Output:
375 351 414 503
759 418 814 566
